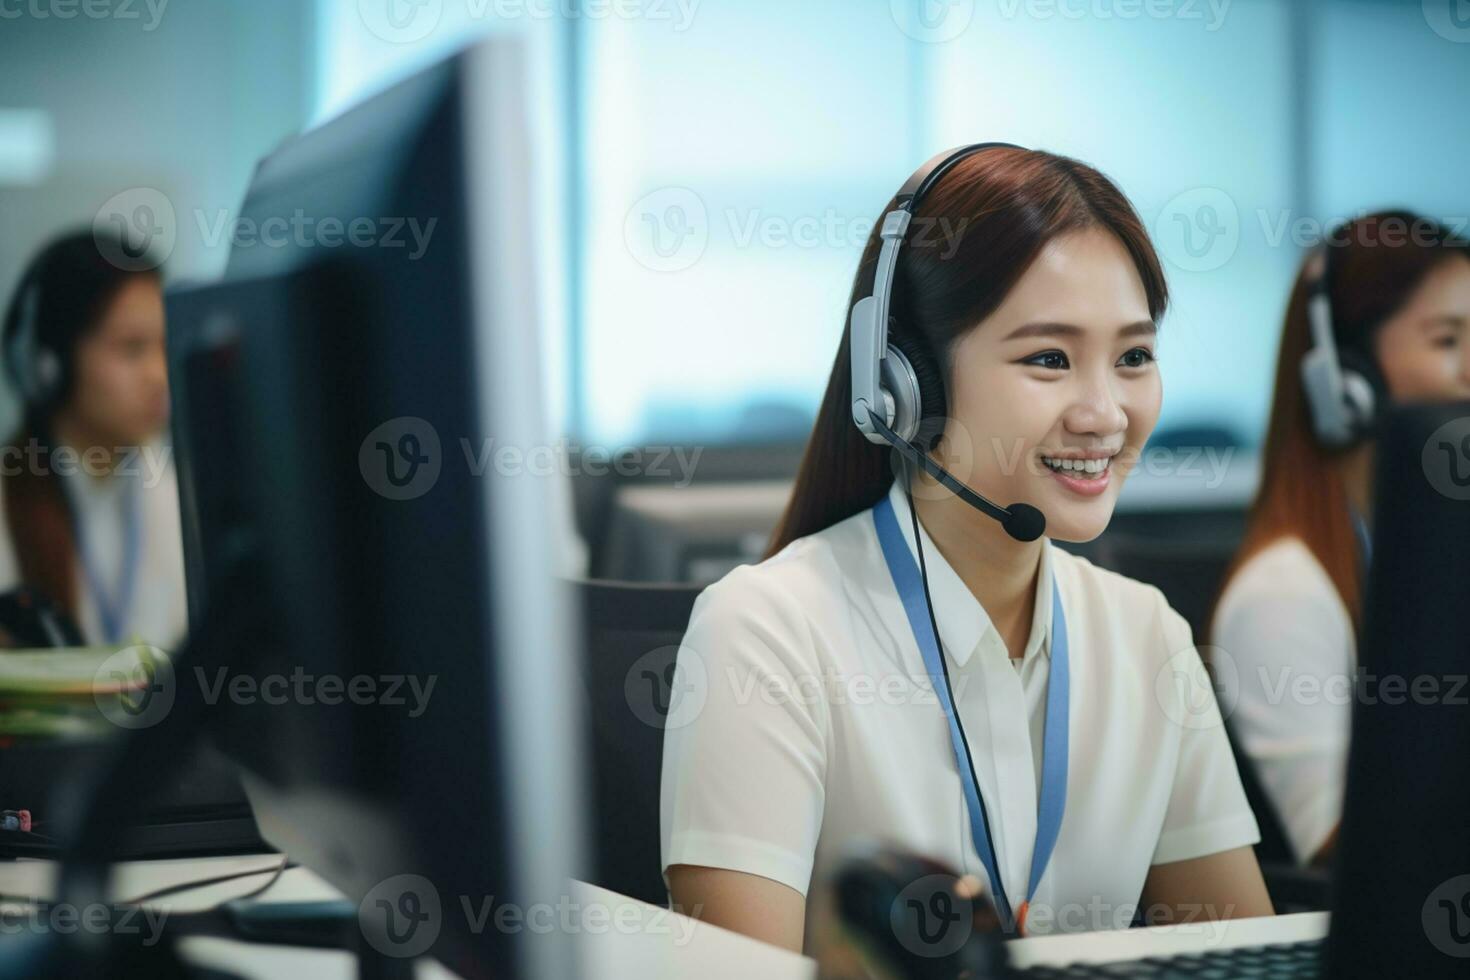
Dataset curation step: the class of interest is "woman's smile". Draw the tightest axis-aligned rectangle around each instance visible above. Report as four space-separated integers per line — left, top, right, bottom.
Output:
1040 450 1116 497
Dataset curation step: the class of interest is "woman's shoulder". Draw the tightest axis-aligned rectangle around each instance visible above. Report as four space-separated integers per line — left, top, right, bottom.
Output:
700 506 873 613
1216 535 1338 612
1048 544 1190 660
1211 534 1350 648
685 507 879 658
1049 543 1171 618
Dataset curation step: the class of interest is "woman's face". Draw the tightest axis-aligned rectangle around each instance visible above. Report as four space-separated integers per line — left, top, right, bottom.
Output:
933 227 1162 543
1372 255 1470 404
66 276 169 448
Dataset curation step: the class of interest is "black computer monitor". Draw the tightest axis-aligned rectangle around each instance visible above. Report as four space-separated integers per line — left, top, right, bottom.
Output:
1327 400 1470 978
167 282 255 634
165 38 586 979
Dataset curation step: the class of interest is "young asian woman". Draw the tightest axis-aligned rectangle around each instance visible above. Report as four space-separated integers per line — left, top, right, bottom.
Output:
658 145 1273 959
1209 212 1470 869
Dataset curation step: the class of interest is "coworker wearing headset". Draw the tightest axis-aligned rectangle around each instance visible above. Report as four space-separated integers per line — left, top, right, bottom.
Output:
0 229 186 649
1209 213 1470 868
660 144 1272 959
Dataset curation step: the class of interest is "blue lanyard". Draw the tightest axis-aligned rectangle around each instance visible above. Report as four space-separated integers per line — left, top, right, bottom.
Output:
63 474 143 644
1349 506 1372 570
873 494 1069 933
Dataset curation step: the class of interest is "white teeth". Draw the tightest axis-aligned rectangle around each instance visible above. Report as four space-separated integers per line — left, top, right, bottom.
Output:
1042 456 1111 475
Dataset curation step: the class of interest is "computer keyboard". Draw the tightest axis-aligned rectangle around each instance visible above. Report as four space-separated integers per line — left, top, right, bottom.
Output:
1015 937 1324 978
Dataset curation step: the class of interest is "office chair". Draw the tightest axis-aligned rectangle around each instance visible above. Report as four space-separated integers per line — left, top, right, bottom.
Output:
574 577 705 906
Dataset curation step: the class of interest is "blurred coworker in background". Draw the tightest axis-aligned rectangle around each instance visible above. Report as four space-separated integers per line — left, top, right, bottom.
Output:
1210 212 1470 867
0 230 186 650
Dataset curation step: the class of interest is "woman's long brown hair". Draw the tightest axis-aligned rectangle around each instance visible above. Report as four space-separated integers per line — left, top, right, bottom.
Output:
1206 211 1469 637
765 147 1169 557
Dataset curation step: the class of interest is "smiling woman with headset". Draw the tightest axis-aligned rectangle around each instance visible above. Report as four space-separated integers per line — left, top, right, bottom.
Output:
1209 213 1470 869
659 144 1272 958
0 229 186 650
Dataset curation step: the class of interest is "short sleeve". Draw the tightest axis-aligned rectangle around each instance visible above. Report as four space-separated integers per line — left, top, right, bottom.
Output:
659 565 829 898
1150 594 1261 866
1211 545 1354 863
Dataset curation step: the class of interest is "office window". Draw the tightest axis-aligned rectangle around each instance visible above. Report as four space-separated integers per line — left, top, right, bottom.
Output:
578 1 1301 448
0 110 55 186
577 1 926 447
1314 0 1470 220
316 0 1470 450
924 0 1295 445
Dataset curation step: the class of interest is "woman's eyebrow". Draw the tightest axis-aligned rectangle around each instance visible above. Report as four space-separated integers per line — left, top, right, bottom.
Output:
1419 314 1468 331
1001 320 1157 342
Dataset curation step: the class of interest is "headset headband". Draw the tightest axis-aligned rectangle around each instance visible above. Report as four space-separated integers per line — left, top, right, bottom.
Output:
1305 241 1341 363
850 142 1022 441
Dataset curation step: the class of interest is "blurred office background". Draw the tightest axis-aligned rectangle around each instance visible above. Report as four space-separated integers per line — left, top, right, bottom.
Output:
2 0 1467 612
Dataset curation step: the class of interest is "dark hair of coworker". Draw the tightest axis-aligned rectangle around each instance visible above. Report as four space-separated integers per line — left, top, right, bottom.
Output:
0 229 162 618
765 147 1170 557
1207 211 1470 637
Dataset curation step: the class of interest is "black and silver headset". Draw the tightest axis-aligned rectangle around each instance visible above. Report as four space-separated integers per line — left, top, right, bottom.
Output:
1300 239 1380 450
3 277 65 411
848 142 1046 543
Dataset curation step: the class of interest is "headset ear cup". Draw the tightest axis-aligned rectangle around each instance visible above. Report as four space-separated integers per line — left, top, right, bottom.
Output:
1337 347 1382 439
34 347 61 402
889 326 947 451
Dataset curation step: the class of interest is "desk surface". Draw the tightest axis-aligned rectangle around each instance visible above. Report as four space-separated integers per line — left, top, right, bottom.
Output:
0 854 1327 978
